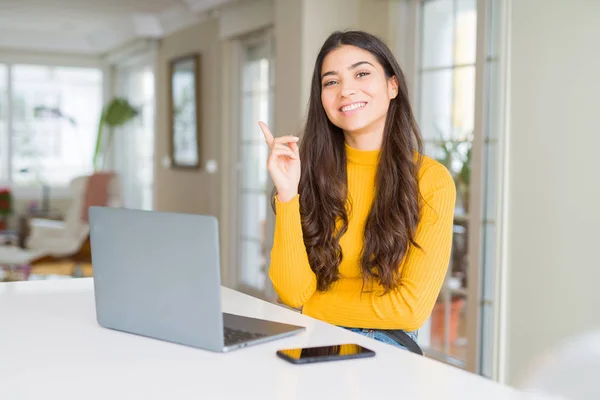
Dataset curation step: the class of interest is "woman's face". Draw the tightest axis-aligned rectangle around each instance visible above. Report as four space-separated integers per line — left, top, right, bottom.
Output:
320 45 397 137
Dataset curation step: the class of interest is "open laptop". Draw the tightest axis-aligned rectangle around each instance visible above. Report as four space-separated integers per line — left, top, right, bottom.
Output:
89 206 305 352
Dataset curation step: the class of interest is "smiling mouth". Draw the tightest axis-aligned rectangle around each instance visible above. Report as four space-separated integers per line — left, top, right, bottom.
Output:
340 102 367 112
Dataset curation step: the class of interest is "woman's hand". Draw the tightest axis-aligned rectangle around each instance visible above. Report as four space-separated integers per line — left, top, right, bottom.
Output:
258 121 301 203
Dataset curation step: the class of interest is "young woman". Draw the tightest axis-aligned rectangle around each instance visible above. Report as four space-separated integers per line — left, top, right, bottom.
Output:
258 30 456 352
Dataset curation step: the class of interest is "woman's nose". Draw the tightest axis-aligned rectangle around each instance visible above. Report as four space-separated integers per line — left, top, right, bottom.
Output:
339 85 357 98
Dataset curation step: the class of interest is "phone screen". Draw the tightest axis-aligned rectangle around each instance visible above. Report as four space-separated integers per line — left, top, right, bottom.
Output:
276 344 375 364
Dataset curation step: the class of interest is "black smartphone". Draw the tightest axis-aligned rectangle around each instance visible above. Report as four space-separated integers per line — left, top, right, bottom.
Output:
276 344 375 364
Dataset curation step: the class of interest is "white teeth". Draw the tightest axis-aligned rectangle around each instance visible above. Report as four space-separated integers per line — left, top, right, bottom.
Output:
341 102 366 112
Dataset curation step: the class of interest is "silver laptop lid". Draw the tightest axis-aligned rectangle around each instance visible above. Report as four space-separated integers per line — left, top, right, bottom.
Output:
89 206 224 351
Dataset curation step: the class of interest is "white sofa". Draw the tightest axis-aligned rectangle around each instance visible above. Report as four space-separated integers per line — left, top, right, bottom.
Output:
0 174 121 267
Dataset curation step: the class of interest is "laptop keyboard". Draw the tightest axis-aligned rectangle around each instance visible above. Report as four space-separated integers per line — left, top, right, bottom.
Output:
224 327 268 346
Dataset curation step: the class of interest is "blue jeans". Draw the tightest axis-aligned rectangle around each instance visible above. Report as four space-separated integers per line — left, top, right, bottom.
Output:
344 328 419 351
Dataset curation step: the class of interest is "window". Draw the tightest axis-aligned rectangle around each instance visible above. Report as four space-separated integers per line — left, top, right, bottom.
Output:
417 0 477 366
1 64 102 188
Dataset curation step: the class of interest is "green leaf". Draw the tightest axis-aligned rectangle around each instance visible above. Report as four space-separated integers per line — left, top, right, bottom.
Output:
93 97 139 170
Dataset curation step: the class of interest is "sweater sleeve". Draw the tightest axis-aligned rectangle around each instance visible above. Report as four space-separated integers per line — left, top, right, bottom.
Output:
268 195 317 308
312 163 456 331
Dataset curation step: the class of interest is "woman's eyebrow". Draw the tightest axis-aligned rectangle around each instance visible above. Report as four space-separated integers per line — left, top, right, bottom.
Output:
321 61 375 80
348 61 375 70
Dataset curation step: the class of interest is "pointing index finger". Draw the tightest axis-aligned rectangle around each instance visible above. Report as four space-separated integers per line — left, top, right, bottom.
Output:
274 136 300 144
258 121 274 148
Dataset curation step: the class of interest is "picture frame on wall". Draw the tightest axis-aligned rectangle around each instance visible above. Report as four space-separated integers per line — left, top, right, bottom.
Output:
169 53 201 169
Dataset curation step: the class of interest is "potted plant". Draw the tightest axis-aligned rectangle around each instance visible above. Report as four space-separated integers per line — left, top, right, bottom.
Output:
93 98 139 170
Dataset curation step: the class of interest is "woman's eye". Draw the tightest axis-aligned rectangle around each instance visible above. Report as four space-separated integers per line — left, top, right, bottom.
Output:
323 80 337 87
357 71 370 78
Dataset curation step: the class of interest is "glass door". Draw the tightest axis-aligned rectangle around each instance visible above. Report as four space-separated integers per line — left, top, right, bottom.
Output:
417 0 477 367
233 30 275 300
416 0 505 376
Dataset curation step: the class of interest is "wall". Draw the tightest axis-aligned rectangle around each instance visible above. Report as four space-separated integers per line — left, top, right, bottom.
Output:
153 16 222 216
502 0 600 385
273 0 304 136
299 0 360 109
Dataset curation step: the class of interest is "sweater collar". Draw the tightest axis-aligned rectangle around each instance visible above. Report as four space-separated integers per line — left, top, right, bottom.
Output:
345 143 380 166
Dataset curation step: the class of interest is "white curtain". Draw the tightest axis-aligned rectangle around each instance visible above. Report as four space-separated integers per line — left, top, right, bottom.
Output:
113 62 155 210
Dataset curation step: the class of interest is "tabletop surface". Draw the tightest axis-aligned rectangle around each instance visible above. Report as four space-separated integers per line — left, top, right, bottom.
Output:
0 278 532 399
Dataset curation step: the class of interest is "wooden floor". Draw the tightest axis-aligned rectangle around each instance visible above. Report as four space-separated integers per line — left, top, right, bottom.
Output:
30 261 93 279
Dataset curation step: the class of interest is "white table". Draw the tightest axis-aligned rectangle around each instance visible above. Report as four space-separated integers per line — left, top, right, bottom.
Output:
0 278 530 399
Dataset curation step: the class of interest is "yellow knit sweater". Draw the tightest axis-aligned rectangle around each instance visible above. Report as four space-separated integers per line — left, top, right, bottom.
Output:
269 143 456 331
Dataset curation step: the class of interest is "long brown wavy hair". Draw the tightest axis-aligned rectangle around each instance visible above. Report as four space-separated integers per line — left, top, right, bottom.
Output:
277 31 424 293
